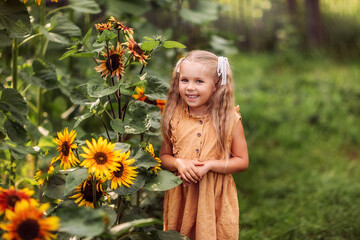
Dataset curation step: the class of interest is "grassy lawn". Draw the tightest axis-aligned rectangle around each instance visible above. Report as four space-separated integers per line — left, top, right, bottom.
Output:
230 53 360 239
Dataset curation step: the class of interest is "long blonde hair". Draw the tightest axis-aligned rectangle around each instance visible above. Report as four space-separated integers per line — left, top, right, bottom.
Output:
161 50 236 160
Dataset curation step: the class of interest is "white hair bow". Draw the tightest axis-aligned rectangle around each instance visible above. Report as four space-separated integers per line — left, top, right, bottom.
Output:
176 57 185 73
217 56 229 86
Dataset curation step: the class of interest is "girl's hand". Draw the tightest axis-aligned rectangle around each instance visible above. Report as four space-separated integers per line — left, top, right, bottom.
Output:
175 158 204 183
196 162 210 177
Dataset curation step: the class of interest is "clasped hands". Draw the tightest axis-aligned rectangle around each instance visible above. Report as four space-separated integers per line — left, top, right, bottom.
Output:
175 158 210 186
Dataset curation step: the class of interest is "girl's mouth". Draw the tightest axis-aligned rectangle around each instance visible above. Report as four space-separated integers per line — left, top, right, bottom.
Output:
186 94 199 99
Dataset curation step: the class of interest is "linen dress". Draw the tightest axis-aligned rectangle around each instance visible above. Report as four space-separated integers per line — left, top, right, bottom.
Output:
163 106 241 240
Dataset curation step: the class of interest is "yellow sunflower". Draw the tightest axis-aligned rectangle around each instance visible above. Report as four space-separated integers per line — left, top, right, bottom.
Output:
132 86 147 101
51 127 80 170
95 42 125 80
33 165 55 186
0 187 34 214
1 199 59 240
80 137 121 178
124 35 149 66
156 99 166 114
109 151 138 189
95 22 113 33
69 176 108 208
146 143 162 175
109 16 134 35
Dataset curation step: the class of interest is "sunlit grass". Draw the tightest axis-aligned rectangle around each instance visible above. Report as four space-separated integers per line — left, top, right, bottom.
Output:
231 53 360 239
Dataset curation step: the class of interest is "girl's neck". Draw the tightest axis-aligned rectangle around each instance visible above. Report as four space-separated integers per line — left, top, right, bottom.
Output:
188 106 208 117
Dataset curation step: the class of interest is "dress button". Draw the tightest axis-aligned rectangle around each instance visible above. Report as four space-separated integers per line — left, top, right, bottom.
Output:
197 132 201 137
196 149 199 153
199 120 203 124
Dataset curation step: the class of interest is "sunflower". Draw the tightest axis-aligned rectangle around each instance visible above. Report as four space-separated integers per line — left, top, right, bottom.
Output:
156 99 166 114
1 199 59 240
146 143 162 175
34 165 55 186
95 42 125 80
51 127 80 170
80 137 122 178
95 22 113 33
109 16 134 35
124 35 149 66
0 187 34 214
132 86 147 101
69 176 108 208
109 151 138 189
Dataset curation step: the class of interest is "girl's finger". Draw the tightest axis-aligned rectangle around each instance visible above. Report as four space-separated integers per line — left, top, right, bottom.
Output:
193 161 204 166
189 168 201 181
185 172 197 183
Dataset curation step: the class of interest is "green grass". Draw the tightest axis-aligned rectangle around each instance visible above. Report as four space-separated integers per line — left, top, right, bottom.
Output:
230 53 360 239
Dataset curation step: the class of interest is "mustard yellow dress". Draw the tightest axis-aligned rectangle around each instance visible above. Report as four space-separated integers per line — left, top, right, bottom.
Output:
163 107 241 240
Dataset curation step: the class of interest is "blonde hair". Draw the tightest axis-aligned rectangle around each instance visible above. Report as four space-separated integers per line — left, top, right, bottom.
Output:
161 50 236 160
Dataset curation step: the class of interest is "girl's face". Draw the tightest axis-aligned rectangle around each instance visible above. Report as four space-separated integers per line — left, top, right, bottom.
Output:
178 60 216 116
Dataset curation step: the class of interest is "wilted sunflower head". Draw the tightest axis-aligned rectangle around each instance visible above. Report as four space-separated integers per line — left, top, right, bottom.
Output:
109 16 134 35
51 127 80 170
1 199 59 240
109 151 138 190
0 187 34 214
95 42 125 80
69 176 108 208
124 35 149 66
95 22 113 33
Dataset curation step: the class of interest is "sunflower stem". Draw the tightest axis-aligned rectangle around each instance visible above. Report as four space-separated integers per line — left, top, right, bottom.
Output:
92 175 98 208
107 95 116 119
11 38 18 89
136 189 141 208
95 114 111 142
116 196 125 224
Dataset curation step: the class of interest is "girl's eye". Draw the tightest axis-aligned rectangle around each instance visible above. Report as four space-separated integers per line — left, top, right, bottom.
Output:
196 80 204 83
181 79 188 82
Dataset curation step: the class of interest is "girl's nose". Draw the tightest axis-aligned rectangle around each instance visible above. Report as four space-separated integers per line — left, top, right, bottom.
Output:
187 82 195 90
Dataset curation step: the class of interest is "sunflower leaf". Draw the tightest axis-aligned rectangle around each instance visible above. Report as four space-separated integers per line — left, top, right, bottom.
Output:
59 49 78 60
64 168 89 196
83 27 92 46
50 15 81 38
97 29 117 43
45 173 66 199
132 148 159 169
144 170 182 191
0 88 29 116
4 119 27 145
72 52 95 58
113 171 147 195
141 40 159 52
0 1 31 38
163 41 186 49
114 142 131 152
68 0 101 14
110 218 162 237
87 76 121 98
74 112 94 128
56 207 105 237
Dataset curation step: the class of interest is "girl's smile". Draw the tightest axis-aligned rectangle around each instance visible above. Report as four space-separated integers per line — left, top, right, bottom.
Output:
179 60 216 116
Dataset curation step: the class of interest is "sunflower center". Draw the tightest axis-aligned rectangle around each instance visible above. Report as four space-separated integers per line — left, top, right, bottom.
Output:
113 163 124 178
133 44 144 56
17 219 40 240
106 54 121 72
61 141 70 156
94 152 108 164
83 181 102 203
7 194 20 208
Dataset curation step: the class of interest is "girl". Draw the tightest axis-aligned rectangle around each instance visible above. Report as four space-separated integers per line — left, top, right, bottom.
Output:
160 50 249 240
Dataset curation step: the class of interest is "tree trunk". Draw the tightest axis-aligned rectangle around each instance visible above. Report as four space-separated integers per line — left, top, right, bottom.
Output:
305 0 324 47
287 0 297 15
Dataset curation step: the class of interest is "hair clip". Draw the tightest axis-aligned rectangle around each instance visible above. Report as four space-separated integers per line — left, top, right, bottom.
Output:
217 56 229 86
176 57 185 73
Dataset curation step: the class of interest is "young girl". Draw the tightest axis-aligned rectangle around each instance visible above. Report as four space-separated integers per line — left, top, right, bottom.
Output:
160 50 249 240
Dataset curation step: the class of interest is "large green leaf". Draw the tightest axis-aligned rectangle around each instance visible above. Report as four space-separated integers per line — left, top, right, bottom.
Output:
114 171 147 195
56 207 105 237
141 40 159 52
74 112 94 128
68 0 101 14
96 29 117 43
133 148 159 169
87 76 121 98
110 218 162 237
45 173 66 199
4 119 27 145
108 0 149 16
145 75 169 101
0 1 31 38
110 111 151 135
4 141 35 160
0 88 28 116
39 26 71 45
144 170 182 191
50 15 81 37
69 84 96 105
100 205 117 226
130 101 161 130
33 62 58 90
114 142 131 153
64 168 89 196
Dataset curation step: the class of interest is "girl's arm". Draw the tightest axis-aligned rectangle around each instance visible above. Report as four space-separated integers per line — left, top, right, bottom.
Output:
160 140 204 183
200 119 249 175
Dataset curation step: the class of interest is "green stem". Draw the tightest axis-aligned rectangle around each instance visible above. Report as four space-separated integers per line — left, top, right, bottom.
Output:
116 196 125 224
11 38 18 89
46 5 69 17
18 33 42 47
